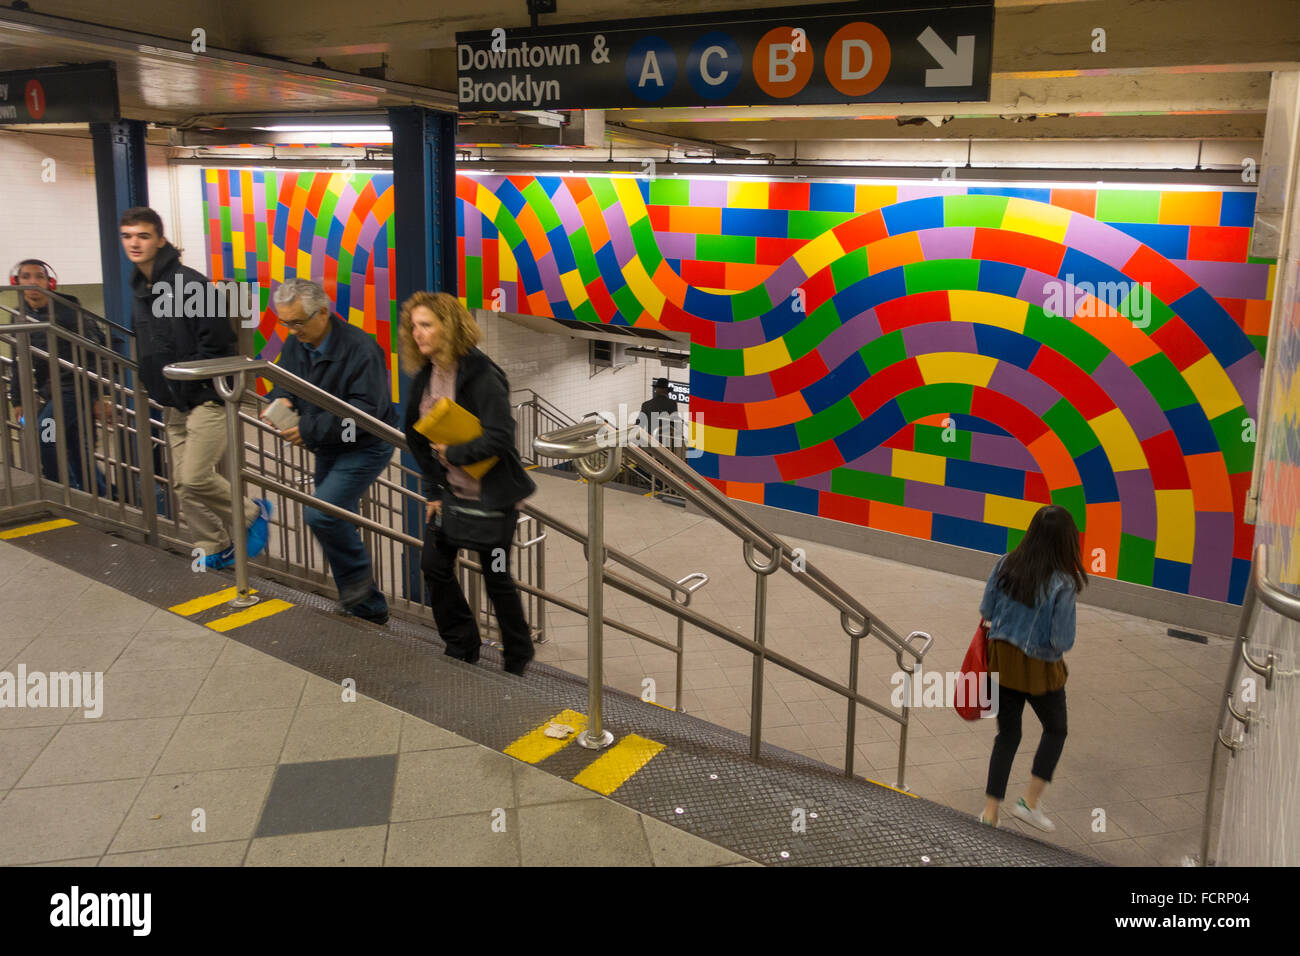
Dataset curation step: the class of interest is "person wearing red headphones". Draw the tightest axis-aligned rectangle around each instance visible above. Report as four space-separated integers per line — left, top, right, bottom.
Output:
8 259 107 495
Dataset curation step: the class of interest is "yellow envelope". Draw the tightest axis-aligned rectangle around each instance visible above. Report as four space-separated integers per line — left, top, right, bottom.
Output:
414 397 498 480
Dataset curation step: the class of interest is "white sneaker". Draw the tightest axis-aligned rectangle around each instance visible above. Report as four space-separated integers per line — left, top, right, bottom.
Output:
978 811 998 828
1010 797 1056 832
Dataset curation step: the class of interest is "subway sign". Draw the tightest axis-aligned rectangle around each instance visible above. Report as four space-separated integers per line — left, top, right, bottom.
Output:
0 63 119 124
456 1 992 110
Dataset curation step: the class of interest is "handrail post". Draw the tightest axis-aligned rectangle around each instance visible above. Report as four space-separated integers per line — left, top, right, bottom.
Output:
744 539 782 761
217 371 258 608
577 445 620 751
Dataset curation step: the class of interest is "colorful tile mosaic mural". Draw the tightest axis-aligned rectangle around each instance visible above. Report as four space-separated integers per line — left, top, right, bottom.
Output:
457 174 1276 604
201 168 399 400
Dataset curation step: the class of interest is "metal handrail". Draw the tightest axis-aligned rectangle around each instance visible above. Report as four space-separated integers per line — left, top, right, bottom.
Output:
1200 542 1300 865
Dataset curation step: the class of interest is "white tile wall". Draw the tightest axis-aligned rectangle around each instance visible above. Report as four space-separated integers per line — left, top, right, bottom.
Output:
474 308 690 422
0 130 208 283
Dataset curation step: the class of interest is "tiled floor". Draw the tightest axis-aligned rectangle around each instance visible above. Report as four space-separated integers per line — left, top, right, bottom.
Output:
0 541 752 867
521 471 1230 865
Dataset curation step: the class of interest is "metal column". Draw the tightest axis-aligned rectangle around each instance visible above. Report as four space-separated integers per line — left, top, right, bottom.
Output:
89 120 148 336
388 106 459 601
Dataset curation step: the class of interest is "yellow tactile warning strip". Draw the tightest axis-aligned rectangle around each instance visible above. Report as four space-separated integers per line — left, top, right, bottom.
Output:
505 708 589 763
0 518 77 539
205 599 295 632
168 586 258 616
572 733 667 796
864 777 920 799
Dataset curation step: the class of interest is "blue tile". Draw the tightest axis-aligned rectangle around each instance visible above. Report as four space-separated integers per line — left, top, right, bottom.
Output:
765 482 820 515
946 458 1025 497
1074 445 1120 503
1164 404 1220 456
721 208 789 236
974 324 1040 370
1219 191 1256 228
809 182 855 213
835 401 907 462
882 197 944 235
1152 558 1191 594
977 259 1027 298
1114 223 1189 260
1172 287 1256 367
931 514 1007 553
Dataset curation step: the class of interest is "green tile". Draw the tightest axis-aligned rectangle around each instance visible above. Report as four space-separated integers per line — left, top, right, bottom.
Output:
1025 307 1110 372
1210 406 1256 473
796 396 861 448
571 226 601 283
896 382 974 422
521 182 562 231
1117 533 1156 585
943 194 1009 228
648 179 691 206
785 302 840 360
731 284 773 321
573 300 601 324
831 468 905 505
860 329 907 374
697 234 756 264
915 422 971 459
1095 190 1161 224
691 343 745 377
1051 485 1088 531
788 210 855 239
464 257 482 308
1006 527 1025 552
629 216 663 270
609 283 645 323
1043 399 1100 457
588 177 618 208
831 247 870 290
904 259 980 294
1131 354 1197 410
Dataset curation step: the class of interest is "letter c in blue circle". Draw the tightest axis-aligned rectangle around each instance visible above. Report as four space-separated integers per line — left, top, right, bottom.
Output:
626 37 676 102
687 32 741 98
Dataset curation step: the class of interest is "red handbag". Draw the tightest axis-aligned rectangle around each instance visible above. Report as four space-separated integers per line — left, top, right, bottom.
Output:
954 619 992 720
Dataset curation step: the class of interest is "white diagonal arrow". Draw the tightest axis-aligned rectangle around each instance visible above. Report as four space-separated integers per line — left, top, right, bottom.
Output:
918 26 975 87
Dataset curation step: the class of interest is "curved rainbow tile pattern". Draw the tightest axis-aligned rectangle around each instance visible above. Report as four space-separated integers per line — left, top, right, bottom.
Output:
459 174 1276 604
202 169 398 399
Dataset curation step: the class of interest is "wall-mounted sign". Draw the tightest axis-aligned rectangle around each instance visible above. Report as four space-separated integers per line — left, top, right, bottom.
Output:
0 63 119 125
667 381 690 405
456 1 991 110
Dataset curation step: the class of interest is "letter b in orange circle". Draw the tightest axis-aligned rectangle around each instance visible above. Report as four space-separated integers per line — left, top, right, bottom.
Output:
753 26 814 98
826 22 890 97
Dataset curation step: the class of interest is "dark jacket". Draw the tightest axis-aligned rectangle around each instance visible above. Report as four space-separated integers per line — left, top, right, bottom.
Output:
130 242 238 411
9 293 105 407
265 313 399 456
404 347 536 511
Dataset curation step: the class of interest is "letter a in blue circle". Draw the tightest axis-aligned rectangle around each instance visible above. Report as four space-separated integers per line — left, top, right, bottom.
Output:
626 36 676 102
687 32 741 98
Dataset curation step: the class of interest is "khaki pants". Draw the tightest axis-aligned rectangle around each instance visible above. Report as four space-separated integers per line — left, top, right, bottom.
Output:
164 402 258 555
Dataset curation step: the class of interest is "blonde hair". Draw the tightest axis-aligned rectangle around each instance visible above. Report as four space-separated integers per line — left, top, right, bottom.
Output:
398 291 482 374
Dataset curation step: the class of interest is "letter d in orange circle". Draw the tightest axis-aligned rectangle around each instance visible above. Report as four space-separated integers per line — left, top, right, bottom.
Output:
826 22 891 97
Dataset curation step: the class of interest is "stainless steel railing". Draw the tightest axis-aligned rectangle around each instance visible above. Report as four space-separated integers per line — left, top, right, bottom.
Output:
1200 542 1300 865
535 417 932 786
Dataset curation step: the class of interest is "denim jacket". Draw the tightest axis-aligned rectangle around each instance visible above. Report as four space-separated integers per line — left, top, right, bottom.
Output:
978 555 1077 661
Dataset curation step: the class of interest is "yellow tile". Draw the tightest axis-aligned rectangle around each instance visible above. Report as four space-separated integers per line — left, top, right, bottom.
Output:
614 178 649 223
856 185 897 212
475 185 502 223
559 269 589 307
169 587 256 617
984 494 1043 531
0 519 76 540
504 709 589 764
949 290 1027 332
743 337 792 376
1154 490 1195 563
793 230 846 277
891 449 946 485
728 180 769 208
1182 355 1244 421
205 599 295 633
915 352 996 388
1001 197 1071 243
572 733 666 795
621 257 665 319
1088 408 1148 472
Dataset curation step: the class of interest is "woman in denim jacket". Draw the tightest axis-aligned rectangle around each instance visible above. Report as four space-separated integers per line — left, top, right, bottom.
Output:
978 504 1087 831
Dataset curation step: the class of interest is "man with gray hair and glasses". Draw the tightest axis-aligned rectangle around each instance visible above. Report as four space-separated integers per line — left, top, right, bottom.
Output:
264 277 399 625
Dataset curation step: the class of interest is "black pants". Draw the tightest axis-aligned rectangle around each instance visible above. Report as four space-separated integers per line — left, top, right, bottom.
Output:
422 530 533 671
985 685 1068 800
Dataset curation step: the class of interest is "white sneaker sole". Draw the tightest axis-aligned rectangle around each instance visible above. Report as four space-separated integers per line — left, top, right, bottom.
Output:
1011 804 1056 832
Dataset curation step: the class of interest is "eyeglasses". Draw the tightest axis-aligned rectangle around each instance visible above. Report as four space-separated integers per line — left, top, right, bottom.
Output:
278 309 324 331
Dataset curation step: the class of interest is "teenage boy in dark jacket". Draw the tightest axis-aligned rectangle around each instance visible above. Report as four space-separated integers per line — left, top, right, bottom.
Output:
264 277 398 624
122 206 269 569
8 258 107 494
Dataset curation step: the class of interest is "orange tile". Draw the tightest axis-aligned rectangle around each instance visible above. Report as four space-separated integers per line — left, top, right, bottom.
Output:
578 196 611 252
1073 315 1161 365
724 262 778 290
653 259 690 309
1244 298 1273 336
866 233 924 274
728 481 766 505
1050 189 1096 218
868 501 932 539
1159 191 1221 227
1027 432 1083 490
1185 452 1235 512
1082 501 1122 579
669 206 722 234
745 391 812 429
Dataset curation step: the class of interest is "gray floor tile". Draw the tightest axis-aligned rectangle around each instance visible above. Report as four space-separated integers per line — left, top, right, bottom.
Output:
153 708 295 775
513 759 600 806
399 714 478 753
188 662 308 713
0 779 145 865
391 746 516 822
67 667 208 723
0 725 58 789
108 766 276 853
109 628 228 673
246 825 388 866
100 842 249 866
279 701 402 763
17 629 137 675
17 716 178 788
386 813 520 866
517 798 654 867
256 755 398 837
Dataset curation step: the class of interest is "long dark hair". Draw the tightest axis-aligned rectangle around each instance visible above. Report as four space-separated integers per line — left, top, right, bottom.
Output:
997 504 1087 607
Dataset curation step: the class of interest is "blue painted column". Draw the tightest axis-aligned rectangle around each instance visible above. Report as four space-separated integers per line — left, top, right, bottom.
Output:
388 106 459 601
89 120 148 341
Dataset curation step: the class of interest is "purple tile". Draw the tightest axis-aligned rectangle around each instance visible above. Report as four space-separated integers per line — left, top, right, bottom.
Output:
970 433 1040 472
797 472 833 492
1225 352 1264 420
988 363 1062 417
918 226 976 261
1091 353 1171 441
536 251 564 303
844 446 893 472
1018 269 1064 310
902 320 977 356
718 455 782 483
1115 470 1157 538
1188 512 1236 600
690 179 727 206
1173 261 1271 301
764 257 809 306
464 203 482 258
1063 217 1142 271
551 184 584 236
724 373 776 404
897 183 961 203
905 480 985 521
715 318 771 350
654 231 696 261
820 311 880 369
608 215 636 268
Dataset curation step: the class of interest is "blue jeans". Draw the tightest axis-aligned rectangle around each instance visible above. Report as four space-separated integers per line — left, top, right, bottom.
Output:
38 390 106 495
304 442 393 618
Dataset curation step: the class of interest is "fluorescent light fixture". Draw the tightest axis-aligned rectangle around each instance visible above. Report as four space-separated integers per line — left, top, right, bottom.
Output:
256 125 391 132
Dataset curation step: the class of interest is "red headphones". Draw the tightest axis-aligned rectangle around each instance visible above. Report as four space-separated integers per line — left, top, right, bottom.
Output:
9 259 58 290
